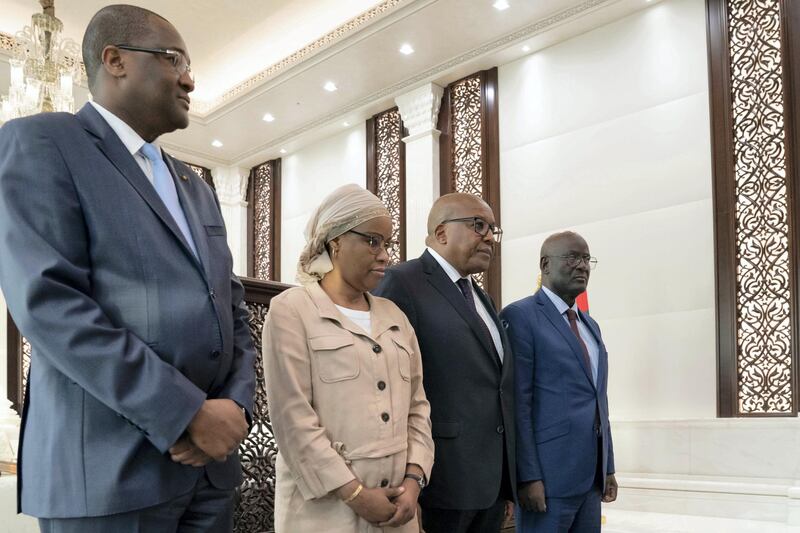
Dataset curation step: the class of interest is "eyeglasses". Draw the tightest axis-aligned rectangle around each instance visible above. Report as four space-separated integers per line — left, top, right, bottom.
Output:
547 254 598 270
347 230 397 255
441 217 503 243
115 44 194 82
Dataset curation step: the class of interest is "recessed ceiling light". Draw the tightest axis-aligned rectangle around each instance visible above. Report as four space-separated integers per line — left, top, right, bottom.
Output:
262 113 275 122
211 140 223 148
399 43 414 55
324 81 338 92
522 45 531 52
343 121 350 127
279 148 287 154
493 0 510 10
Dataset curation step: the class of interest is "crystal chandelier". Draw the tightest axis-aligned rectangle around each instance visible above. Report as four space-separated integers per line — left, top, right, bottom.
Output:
1 0 82 123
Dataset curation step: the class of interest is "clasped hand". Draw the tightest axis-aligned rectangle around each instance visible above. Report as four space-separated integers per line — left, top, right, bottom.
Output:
338 479 420 526
170 399 249 465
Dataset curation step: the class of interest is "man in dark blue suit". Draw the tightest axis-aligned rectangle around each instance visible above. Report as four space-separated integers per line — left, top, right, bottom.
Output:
0 5 255 532
501 231 617 532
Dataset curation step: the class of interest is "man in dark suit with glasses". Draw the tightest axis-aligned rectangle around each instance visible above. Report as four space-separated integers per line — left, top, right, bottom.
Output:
375 192 515 533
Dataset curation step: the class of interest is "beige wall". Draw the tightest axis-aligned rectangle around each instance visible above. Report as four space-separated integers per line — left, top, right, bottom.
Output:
279 124 367 284
498 0 715 420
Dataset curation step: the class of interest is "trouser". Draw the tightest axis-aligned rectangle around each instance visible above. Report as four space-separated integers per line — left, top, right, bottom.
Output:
38 473 235 533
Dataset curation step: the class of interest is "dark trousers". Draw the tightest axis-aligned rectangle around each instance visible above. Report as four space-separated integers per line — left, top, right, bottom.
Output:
38 474 235 533
421 499 507 533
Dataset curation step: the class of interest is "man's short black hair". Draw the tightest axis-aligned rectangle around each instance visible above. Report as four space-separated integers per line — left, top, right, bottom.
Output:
81 4 167 89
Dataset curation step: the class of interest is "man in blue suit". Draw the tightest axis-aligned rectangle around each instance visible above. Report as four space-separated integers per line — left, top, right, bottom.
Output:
0 5 255 532
500 231 617 532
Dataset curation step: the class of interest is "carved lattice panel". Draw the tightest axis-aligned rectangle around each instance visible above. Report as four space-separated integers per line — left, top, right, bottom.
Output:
21 337 30 408
450 75 486 289
252 163 273 280
729 0 793 414
186 163 215 190
375 109 404 264
234 301 278 533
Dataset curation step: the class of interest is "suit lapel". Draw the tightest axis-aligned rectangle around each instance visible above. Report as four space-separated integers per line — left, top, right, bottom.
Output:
421 251 499 368
536 291 595 388
76 104 204 275
164 156 211 280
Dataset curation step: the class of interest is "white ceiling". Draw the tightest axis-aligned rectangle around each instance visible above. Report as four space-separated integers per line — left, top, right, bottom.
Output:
0 0 659 168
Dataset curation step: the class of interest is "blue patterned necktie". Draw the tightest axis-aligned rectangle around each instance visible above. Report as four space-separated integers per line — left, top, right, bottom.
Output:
140 142 198 259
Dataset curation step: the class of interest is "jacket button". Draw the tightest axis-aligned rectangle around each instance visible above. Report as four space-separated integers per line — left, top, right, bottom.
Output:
372 344 382 354
209 288 216 299
496 425 504 434
211 350 221 360
381 412 390 422
380 479 389 487
377 381 386 390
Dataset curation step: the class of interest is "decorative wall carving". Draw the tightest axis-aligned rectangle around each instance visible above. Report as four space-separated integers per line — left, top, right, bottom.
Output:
370 108 405 264
186 163 215 191
234 299 278 533
448 74 486 289
394 84 444 137
252 163 274 280
726 0 793 414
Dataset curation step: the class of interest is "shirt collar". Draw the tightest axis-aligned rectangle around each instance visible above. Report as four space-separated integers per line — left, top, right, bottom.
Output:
541 285 580 319
89 101 151 158
426 247 469 284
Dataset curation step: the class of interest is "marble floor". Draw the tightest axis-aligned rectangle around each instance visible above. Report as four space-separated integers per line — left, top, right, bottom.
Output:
603 510 800 533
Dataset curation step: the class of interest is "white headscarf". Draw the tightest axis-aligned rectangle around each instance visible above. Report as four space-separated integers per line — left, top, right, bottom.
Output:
296 184 390 285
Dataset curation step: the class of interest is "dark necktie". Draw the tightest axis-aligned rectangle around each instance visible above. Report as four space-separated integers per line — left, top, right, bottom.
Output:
566 308 592 378
456 278 499 360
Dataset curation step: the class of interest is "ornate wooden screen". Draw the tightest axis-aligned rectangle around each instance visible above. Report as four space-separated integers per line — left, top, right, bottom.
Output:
6 313 27 415
438 68 502 304
366 107 406 264
185 162 215 190
247 159 282 281
234 278 292 532
708 0 800 415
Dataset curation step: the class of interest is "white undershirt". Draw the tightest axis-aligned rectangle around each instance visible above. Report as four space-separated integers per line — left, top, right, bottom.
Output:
335 305 372 336
426 247 504 362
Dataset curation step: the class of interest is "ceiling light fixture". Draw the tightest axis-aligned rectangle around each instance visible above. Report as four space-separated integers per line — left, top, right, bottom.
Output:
343 121 350 127
324 81 338 92
493 0 510 11
399 43 414 55
1 0 82 123
262 113 275 122
211 140 223 148
522 45 531 52
280 148 287 154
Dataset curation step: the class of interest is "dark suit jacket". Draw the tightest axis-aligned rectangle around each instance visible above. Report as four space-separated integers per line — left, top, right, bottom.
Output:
374 250 515 510
0 104 256 518
500 290 614 499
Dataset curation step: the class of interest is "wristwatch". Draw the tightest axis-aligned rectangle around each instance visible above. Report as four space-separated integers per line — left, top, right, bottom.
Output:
404 473 426 489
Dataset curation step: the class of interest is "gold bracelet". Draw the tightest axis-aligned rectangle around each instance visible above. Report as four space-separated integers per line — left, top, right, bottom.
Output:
343 483 363 503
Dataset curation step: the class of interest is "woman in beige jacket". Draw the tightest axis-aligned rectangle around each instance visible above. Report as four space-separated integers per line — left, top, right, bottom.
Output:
262 184 434 532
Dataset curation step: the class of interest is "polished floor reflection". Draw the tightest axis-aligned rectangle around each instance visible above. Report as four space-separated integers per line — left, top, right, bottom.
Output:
604 509 799 532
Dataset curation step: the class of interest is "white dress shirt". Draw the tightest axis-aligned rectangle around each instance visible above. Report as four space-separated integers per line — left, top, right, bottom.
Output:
541 285 599 383
426 247 504 362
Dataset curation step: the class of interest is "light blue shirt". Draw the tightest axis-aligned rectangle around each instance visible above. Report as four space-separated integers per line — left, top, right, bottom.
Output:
541 285 599 384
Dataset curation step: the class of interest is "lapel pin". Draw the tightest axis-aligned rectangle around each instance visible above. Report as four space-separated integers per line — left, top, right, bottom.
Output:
180 174 189 181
